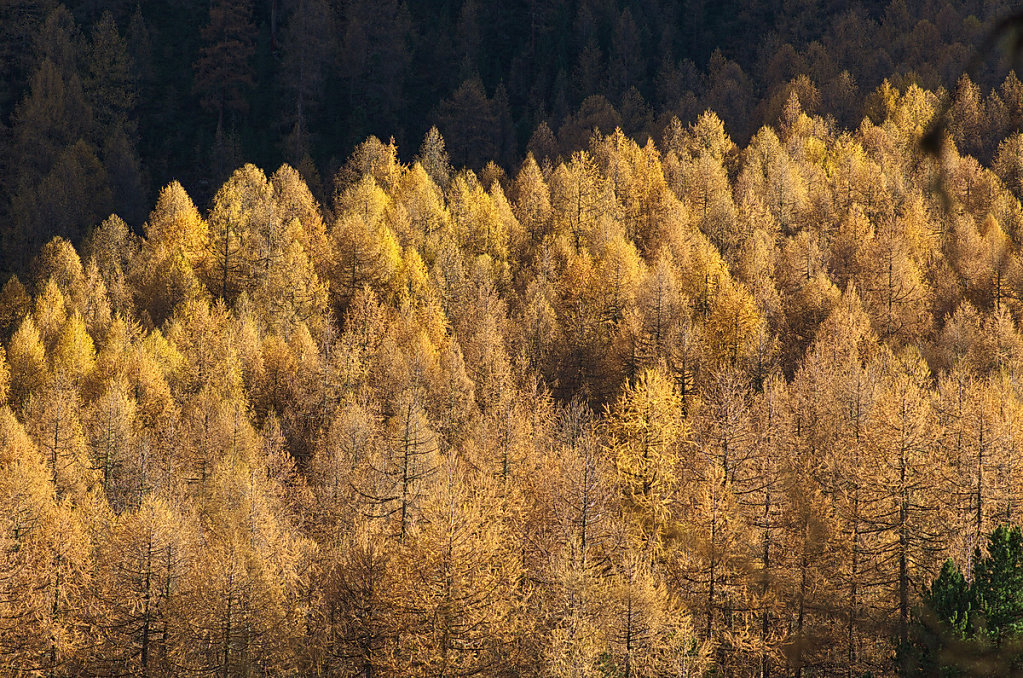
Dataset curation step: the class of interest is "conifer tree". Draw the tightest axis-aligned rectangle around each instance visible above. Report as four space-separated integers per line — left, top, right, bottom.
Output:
193 0 255 137
605 366 686 547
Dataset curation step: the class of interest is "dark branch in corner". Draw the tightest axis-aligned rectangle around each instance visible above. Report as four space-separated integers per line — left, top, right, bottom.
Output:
922 9 1023 159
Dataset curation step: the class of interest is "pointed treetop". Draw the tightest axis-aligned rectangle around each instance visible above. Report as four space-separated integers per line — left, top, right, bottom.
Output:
415 126 453 190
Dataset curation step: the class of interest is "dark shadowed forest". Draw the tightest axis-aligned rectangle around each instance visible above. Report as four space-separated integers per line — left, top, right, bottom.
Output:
7 1 1023 677
2 0 1021 272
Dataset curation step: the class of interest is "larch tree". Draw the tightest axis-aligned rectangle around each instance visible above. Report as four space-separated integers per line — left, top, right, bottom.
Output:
745 375 792 677
511 153 553 246
678 149 737 256
604 366 686 548
32 237 86 314
415 126 454 191
331 176 402 312
811 288 883 675
90 495 192 676
24 370 95 499
445 171 509 261
631 252 683 369
20 139 113 251
535 401 617 678
993 132 1023 200
270 164 333 282
862 214 932 345
137 182 210 325
6 313 48 410
6 56 93 264
365 390 439 542
739 126 808 234
390 162 449 250
776 471 844 677
80 259 112 339
251 218 328 335
0 346 8 408
278 0 335 160
146 181 209 271
435 78 499 170
84 214 138 317
681 111 738 164
32 279 67 352
193 0 255 138
603 547 710 678
866 350 949 657
938 369 1021 558
315 519 399 676
702 278 763 371
0 406 63 673
591 132 674 255
50 311 95 390
0 276 32 340
827 134 888 217
83 376 137 509
35 496 94 677
310 399 379 535
397 458 522 676
549 150 614 253
204 163 274 303
176 451 308 676
676 461 755 671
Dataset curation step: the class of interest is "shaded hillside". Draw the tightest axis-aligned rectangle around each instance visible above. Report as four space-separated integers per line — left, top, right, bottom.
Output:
0 0 1018 277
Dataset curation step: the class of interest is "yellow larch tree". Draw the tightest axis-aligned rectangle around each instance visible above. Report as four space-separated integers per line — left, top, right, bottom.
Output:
549 150 616 254
33 278 68 350
136 181 209 325
0 406 63 673
24 370 96 499
84 375 138 509
331 177 401 312
32 236 87 315
702 277 763 372
604 366 686 548
535 401 617 678
390 161 449 250
511 152 553 246
90 495 194 676
865 349 949 650
175 445 310 676
270 163 332 281
204 163 272 302
396 457 523 676
84 214 139 318
602 547 710 678
0 276 32 340
6 313 48 410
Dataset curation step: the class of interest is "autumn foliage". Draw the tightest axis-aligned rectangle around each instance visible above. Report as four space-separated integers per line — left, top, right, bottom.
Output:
6 84 1023 676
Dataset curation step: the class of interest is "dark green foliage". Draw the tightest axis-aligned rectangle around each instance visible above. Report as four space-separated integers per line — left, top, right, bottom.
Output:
932 560 972 640
904 526 1023 676
973 525 1023 644
902 560 971 677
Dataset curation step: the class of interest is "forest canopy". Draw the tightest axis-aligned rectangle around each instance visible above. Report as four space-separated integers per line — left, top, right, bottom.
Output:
5 75 1023 673
0 0 1020 275
7 1 1023 677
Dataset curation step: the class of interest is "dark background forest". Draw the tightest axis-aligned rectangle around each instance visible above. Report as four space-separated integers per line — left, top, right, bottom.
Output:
0 0 1018 275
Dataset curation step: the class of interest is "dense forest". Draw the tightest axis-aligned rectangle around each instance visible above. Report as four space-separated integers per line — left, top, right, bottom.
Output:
9 1 1023 677
2 0 1023 275
7 79 1023 674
